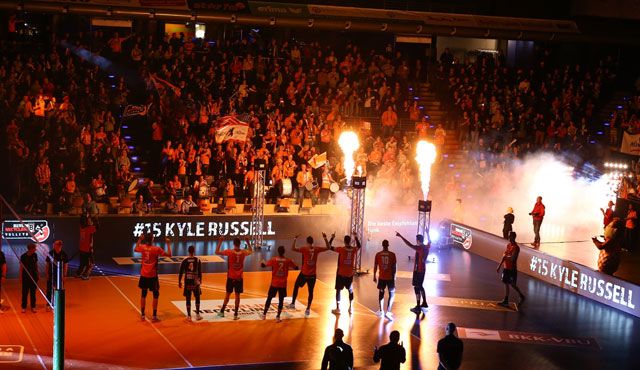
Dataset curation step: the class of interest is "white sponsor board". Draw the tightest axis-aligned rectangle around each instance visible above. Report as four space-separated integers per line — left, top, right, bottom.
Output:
171 298 319 322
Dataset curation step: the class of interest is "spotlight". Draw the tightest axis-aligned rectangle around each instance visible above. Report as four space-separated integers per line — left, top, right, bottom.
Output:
344 21 352 30
550 33 556 41
418 200 432 212
149 10 155 19
62 5 69 14
307 18 314 28
381 23 388 32
17 2 23 11
483 29 490 37
416 24 423 33
191 12 197 21
269 17 276 26
230 14 237 23
450 27 457 35
517 31 523 39
106 7 113 16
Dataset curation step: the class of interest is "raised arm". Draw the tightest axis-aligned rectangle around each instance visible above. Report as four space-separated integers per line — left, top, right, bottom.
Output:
162 237 173 257
244 237 253 253
354 234 362 250
134 235 145 253
215 237 224 255
395 232 417 250
322 232 335 250
291 235 301 252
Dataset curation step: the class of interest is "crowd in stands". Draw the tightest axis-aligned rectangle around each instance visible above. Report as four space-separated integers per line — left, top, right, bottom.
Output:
1 25 628 215
1 29 432 214
430 48 618 173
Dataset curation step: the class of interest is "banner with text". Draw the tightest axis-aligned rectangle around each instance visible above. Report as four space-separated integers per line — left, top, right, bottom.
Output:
445 220 640 318
620 132 640 156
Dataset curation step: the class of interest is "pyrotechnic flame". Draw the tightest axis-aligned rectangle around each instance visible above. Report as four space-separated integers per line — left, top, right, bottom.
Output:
415 140 437 200
339 131 360 184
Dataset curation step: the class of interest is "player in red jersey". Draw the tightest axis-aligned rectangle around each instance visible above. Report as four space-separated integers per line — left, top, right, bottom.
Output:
77 215 97 280
215 236 252 320
396 231 430 313
373 240 397 320
261 246 299 322
327 232 361 315
288 234 332 316
134 233 172 321
497 231 525 307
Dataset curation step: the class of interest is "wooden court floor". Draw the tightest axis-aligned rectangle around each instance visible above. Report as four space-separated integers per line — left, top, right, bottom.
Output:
0 272 443 370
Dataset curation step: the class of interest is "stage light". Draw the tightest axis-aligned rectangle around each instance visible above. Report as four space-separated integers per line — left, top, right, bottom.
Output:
381 23 388 32
230 14 237 23
269 17 276 26
418 200 432 212
62 5 69 14
345 21 352 30
149 10 155 19
338 131 360 185
429 228 440 243
352 176 367 189
484 29 490 37
416 24 423 33
106 7 113 16
191 13 197 21
450 27 457 36
415 140 437 200
307 19 314 28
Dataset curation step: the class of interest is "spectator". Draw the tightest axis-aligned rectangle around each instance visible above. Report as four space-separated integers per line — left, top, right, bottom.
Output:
437 322 463 370
132 195 150 215
321 328 353 370
82 193 100 217
181 195 197 214
381 106 398 137
20 243 39 313
164 194 180 214
373 330 406 370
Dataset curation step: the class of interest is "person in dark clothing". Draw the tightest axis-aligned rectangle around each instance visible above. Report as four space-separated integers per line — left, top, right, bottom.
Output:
503 207 515 239
373 330 406 370
20 243 39 312
321 328 353 370
437 322 463 370
45 240 69 311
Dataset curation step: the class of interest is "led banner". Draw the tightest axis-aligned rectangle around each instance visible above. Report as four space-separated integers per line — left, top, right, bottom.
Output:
2 220 52 243
188 0 249 12
446 220 640 318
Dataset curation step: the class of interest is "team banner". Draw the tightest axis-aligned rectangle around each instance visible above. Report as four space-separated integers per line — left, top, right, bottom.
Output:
308 152 327 169
620 132 640 156
215 124 249 144
171 298 318 322
123 104 150 118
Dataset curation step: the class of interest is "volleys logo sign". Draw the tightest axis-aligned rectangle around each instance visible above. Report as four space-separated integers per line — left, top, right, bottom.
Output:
450 223 472 249
1 220 51 243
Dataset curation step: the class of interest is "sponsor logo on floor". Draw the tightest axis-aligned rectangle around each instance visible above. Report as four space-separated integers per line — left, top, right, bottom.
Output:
0 345 24 363
458 327 599 349
397 295 518 311
171 298 319 322
113 255 224 265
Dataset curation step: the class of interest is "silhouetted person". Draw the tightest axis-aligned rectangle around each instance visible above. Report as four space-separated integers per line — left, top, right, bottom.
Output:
437 323 463 370
373 330 406 370
321 328 353 370
503 207 514 239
